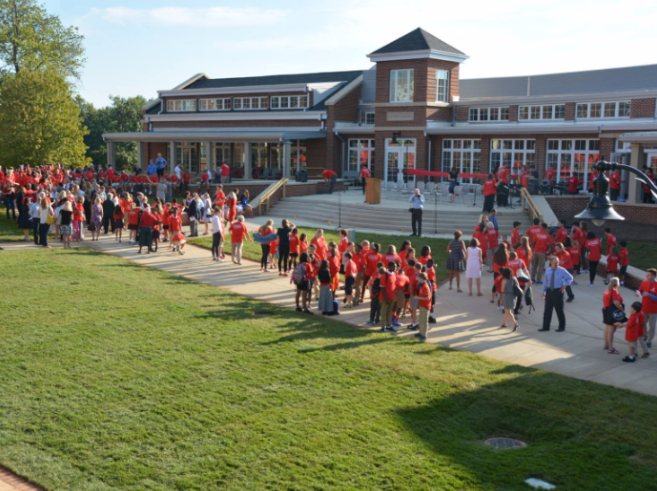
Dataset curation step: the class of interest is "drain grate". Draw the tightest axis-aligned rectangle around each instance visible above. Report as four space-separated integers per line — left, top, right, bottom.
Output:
484 437 527 449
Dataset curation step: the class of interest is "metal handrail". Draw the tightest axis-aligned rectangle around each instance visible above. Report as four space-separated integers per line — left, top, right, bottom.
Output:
520 187 542 222
258 178 288 215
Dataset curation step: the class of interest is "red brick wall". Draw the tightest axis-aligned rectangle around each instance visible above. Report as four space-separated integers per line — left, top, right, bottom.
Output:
564 102 576 121
152 119 321 129
375 59 459 104
509 105 519 122
630 98 656 118
600 137 615 160
329 83 361 122
425 106 453 122
455 106 469 122
305 139 327 172
427 59 460 102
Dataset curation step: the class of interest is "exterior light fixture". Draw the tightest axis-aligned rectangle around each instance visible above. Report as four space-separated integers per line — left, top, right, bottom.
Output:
391 132 401 145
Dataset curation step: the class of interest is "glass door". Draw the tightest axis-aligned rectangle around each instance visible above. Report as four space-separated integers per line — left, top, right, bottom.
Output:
611 152 630 199
176 142 198 174
384 138 415 185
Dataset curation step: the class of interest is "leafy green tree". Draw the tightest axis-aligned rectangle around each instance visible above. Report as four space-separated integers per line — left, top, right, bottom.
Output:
77 95 146 170
0 69 89 167
0 0 85 79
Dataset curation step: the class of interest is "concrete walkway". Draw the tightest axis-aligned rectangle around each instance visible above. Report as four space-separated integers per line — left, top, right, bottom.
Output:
3 231 657 398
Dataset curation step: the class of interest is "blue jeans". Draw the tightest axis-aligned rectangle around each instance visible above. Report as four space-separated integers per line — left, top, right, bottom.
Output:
39 223 50 247
32 218 41 244
5 197 16 219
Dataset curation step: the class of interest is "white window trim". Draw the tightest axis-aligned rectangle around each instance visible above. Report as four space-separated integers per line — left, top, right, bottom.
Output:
233 97 269 111
519 104 566 121
270 95 308 110
468 107 510 123
348 139 376 171
364 112 375 125
199 98 231 112
441 139 482 183
436 69 450 103
490 139 537 170
576 101 631 120
167 99 197 112
389 69 414 103
546 139 601 187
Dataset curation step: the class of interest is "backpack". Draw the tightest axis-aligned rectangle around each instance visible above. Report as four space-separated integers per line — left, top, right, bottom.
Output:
525 286 535 313
292 263 306 285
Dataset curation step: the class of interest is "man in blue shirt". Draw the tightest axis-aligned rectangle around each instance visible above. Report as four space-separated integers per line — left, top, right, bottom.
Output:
489 209 499 230
539 257 573 332
408 188 425 237
146 159 157 176
155 153 167 178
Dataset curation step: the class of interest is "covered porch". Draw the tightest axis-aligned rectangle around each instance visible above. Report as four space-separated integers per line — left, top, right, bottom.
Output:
102 129 325 180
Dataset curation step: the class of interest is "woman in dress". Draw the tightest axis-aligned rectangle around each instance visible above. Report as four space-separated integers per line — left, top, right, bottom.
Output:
446 230 466 292
90 196 103 241
465 238 483 296
448 166 459 203
17 188 31 241
602 277 624 355
500 267 520 331
226 192 238 223
202 192 212 235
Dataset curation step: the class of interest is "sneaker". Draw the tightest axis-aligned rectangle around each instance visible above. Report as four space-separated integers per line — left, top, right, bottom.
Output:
648 342 652 348
385 325 398 333
365 321 375 326
604 280 609 286
413 333 422 338
380 326 386 332
535 281 543 285
418 336 427 342
497 306 504 311
571 280 578 285
531 278 537 283
429 317 436 323
303 309 314 315
588 283 594 287
642 353 650 359
296 307 302 312
392 320 402 327
408 324 419 330
622 356 636 363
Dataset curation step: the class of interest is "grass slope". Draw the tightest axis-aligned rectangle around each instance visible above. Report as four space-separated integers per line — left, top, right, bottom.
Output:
189 226 452 283
1 249 657 490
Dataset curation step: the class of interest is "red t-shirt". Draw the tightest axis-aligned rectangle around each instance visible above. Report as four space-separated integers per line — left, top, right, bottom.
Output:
417 282 432 310
311 237 327 262
497 167 510 184
554 228 568 244
603 288 623 309
345 260 357 278
182 172 192 183
322 169 337 179
639 280 657 314
626 312 646 342
619 248 629 267
569 247 580 265
533 231 552 254
516 246 532 265
606 255 619 273
545 169 556 183
585 238 602 262
526 225 542 242
507 258 527 280
289 235 300 255
486 229 499 249
482 179 497 196
365 252 382 277
555 251 573 270
395 273 409 292
221 164 230 177
338 237 349 254
511 229 521 247
140 211 157 228
417 254 432 266
360 167 371 178
383 253 401 266
426 267 437 292
169 216 182 232
605 234 617 255
172 232 185 243
229 222 248 243
609 171 621 190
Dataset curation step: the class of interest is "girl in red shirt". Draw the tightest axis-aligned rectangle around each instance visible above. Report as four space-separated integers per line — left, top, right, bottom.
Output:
127 203 141 245
226 192 237 223
113 204 125 243
569 240 581 275
74 196 85 241
417 245 432 266
516 236 533 268
606 246 620 285
343 252 358 308
352 244 364 305
426 258 438 323
310 229 328 263
399 240 412 266
619 240 630 286
289 228 300 270
584 231 602 286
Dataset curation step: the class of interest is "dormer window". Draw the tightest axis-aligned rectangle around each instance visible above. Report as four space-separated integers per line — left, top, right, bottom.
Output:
389 69 414 103
436 69 449 103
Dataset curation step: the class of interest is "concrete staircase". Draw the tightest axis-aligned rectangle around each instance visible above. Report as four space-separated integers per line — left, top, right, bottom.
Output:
266 197 532 236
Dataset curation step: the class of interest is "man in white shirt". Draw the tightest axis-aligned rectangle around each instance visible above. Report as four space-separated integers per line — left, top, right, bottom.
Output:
174 164 182 181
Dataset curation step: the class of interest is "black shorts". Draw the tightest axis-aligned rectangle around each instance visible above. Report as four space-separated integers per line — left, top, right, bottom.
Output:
297 280 309 291
163 225 169 230
290 252 299 258
128 223 138 231
153 229 160 239
345 276 355 295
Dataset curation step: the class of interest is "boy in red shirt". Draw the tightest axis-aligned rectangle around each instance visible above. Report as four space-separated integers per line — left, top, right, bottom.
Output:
636 268 657 347
618 240 629 286
604 227 617 255
228 215 251 265
531 223 552 283
393 266 409 326
378 263 398 332
426 258 438 323
289 228 301 270
605 246 620 285
343 252 357 308
415 272 432 342
569 240 581 276
616 302 649 362
127 203 141 245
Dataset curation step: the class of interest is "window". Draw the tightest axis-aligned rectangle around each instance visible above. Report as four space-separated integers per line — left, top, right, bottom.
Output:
436 69 449 103
442 139 481 184
546 139 600 191
233 97 268 110
519 104 566 120
270 95 308 110
389 69 414 103
348 139 375 174
199 98 231 111
490 139 536 173
290 140 307 170
365 112 375 125
167 99 197 112
469 107 510 122
576 101 631 119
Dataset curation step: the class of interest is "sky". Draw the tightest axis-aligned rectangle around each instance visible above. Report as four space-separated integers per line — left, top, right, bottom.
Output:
44 0 657 107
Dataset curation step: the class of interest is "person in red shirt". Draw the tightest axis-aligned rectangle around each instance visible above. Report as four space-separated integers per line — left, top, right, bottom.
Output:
138 205 160 254
220 163 230 184
603 278 625 354
322 169 337 183
569 240 581 275
289 228 301 270
352 244 364 305
392 266 410 325
170 231 187 255
603 227 617 256
608 170 622 201
214 185 226 210
378 262 398 332
294 252 313 313
636 268 657 347
544 164 557 186
616 302 649 362
342 252 358 308
182 171 192 192
511 221 522 248
311 229 328 263
531 223 552 283
127 203 141 245
338 229 349 256
554 220 568 244
425 258 438 322
507 251 529 314
584 231 602 286
526 218 542 243
605 246 620 285
360 164 371 198
482 173 498 213
228 215 251 265
618 240 629 286
362 242 382 302
415 272 432 342
485 224 499 273
383 244 401 267
567 173 580 194
496 163 510 186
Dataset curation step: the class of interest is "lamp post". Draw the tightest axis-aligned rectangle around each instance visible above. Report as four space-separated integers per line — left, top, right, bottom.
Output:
575 157 657 227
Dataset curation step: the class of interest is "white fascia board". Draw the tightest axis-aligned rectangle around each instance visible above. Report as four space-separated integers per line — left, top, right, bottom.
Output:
455 89 657 106
620 131 657 143
172 73 209 90
324 75 364 106
426 120 657 135
145 111 325 123
151 126 321 134
367 49 468 63
158 83 309 98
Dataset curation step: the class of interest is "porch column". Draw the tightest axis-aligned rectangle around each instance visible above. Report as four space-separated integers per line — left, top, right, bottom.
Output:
169 141 175 174
107 140 114 168
244 143 252 180
204 141 212 175
628 143 641 204
137 141 143 169
283 140 292 179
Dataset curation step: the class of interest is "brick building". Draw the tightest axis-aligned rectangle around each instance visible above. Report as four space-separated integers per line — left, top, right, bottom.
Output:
104 27 657 205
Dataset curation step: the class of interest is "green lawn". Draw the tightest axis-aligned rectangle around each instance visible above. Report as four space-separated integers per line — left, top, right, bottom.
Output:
0 207 27 241
1 249 657 490
189 226 452 283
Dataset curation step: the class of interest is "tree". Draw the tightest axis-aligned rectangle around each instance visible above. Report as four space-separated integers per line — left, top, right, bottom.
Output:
78 95 146 170
0 69 89 167
0 0 85 79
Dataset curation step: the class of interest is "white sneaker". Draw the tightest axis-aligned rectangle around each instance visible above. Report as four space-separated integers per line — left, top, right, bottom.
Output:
588 283 594 287
497 306 504 311
620 281 625 286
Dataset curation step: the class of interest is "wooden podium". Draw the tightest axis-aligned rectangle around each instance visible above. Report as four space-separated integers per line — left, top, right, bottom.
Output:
366 177 381 204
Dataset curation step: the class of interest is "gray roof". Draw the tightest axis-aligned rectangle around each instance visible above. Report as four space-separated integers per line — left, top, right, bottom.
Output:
185 70 363 90
370 28 465 56
146 102 161 115
460 63 657 100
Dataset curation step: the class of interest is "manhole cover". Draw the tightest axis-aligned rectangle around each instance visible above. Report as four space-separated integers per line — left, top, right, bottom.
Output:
484 437 527 449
